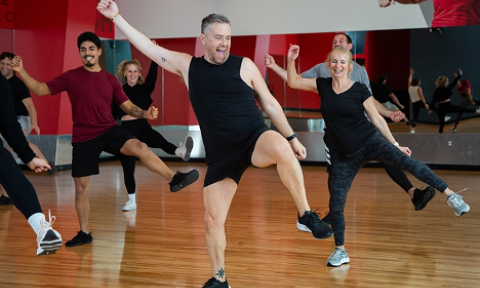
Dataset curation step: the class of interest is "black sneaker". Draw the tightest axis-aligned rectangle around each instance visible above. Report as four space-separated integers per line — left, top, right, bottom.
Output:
321 212 331 225
65 231 93 247
297 211 333 239
169 170 199 192
202 277 230 288
411 186 435 211
0 195 13 205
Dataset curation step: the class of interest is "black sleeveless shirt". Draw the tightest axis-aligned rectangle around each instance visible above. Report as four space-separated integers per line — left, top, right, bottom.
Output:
188 55 268 163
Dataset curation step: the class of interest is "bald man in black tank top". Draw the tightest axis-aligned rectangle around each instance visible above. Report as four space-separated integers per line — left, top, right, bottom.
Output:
98 1 332 287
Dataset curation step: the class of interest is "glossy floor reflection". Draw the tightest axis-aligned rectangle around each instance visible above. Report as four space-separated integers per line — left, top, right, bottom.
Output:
0 162 479 287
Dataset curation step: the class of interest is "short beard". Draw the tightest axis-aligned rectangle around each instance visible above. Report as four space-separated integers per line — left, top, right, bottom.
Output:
85 62 94 67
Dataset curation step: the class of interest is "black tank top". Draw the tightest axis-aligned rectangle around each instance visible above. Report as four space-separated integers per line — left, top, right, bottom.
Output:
188 55 267 163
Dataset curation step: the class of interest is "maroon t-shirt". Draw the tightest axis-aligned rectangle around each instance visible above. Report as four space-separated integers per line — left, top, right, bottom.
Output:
46 67 129 143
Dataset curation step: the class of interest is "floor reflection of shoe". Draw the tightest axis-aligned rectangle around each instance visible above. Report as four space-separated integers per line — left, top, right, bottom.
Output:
123 210 137 227
328 264 350 281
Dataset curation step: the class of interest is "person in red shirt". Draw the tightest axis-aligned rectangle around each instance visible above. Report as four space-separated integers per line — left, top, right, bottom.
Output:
11 32 199 247
379 0 480 27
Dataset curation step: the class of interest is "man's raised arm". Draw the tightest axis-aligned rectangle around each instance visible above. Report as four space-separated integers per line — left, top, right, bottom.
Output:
97 0 192 80
11 56 51 96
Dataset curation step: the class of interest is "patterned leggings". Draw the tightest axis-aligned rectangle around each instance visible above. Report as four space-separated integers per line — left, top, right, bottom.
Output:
329 132 448 246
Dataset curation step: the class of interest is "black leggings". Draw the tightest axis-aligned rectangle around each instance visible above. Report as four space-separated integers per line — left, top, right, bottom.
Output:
410 101 425 128
436 102 476 133
453 98 480 130
329 132 448 246
0 147 42 219
120 119 178 194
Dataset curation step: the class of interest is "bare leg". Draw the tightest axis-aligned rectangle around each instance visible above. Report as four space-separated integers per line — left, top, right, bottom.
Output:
73 177 91 233
0 184 7 197
120 139 175 181
204 179 237 282
251 131 311 214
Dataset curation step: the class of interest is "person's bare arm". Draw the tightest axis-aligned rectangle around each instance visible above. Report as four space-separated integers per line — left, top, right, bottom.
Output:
241 57 307 159
97 0 192 83
286 45 317 92
364 97 411 156
11 56 51 96
388 92 405 110
21 98 40 135
374 99 405 122
264 54 288 81
119 100 159 120
417 87 429 109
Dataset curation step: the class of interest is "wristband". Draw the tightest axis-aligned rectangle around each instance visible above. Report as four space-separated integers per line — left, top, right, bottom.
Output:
111 12 120 21
393 142 399 147
286 133 297 141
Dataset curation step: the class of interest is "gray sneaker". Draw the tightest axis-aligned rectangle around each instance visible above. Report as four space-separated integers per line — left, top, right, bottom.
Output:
447 192 470 216
327 248 350 267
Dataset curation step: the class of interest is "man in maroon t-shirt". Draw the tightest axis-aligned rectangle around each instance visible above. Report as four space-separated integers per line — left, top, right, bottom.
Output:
11 32 199 247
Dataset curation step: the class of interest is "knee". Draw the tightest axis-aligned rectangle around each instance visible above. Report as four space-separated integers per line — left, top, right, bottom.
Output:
204 212 225 232
128 140 150 156
272 142 296 162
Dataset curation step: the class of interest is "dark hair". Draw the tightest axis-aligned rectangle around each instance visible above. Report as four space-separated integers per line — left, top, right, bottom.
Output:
77 32 101 50
0 51 15 61
377 74 388 84
201 14 231 35
411 78 420 86
335 33 352 44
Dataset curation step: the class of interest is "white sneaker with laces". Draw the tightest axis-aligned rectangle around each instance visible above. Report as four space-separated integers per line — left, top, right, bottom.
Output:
447 188 470 216
122 199 137 211
37 210 62 256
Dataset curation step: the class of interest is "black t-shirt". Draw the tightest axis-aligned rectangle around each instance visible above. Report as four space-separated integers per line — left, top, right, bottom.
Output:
7 74 31 116
116 61 158 119
371 82 392 104
317 77 377 157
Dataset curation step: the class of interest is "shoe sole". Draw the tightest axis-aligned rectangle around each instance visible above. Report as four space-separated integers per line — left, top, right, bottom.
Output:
414 187 435 211
38 230 63 256
296 221 333 240
183 137 194 162
170 170 199 192
122 204 137 212
455 204 470 216
327 257 350 267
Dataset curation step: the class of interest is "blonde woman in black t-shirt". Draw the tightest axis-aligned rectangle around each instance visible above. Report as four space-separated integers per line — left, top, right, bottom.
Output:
287 45 471 267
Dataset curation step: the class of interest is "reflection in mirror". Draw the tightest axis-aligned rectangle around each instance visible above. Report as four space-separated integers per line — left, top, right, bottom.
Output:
0 28 14 55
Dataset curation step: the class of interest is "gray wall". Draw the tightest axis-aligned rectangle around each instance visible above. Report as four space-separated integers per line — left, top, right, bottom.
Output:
410 25 480 123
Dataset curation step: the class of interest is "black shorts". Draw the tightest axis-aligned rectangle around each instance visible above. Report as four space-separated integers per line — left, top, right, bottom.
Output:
204 127 269 187
72 126 136 177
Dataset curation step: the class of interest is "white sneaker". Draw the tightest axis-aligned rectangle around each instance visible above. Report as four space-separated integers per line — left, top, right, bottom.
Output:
37 210 62 256
447 189 470 216
122 199 137 211
410 129 415 134
178 136 194 162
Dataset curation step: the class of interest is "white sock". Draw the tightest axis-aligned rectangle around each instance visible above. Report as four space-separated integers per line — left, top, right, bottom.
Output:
28 213 46 235
128 193 136 202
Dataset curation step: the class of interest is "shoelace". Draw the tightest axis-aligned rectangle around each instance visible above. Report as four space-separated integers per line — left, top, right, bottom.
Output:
447 188 468 207
40 210 56 229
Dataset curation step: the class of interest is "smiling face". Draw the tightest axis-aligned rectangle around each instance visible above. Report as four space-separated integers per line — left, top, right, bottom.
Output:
201 22 231 65
327 49 353 79
0 57 14 79
79 40 102 70
125 63 140 86
332 34 353 50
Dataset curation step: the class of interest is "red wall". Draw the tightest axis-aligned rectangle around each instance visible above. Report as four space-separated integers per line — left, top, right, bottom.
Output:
365 29 410 90
14 0 98 135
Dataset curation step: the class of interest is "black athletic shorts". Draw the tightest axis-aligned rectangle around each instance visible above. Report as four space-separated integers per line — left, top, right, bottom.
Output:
204 127 269 187
72 126 136 177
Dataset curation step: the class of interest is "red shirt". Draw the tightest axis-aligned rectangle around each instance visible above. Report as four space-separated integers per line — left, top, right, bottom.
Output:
46 67 129 143
432 0 480 27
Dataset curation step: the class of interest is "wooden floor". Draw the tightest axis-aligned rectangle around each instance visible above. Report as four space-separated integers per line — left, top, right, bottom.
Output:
1 161 479 288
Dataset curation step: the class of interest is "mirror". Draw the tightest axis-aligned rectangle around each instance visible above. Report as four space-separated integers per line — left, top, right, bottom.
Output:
101 24 480 135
